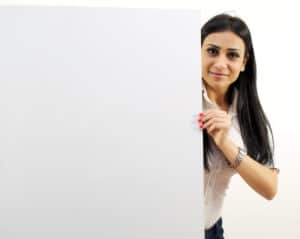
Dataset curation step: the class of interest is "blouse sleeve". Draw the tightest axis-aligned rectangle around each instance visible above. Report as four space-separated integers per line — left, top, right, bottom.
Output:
265 153 280 173
265 129 280 173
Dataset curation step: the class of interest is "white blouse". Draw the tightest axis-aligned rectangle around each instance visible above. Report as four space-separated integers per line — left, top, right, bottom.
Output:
203 85 242 229
203 85 278 229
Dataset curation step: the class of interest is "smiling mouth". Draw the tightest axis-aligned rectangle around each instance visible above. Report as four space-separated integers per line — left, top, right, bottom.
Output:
209 71 229 77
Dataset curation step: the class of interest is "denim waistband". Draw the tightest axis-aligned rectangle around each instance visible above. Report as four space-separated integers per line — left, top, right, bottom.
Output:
205 217 224 239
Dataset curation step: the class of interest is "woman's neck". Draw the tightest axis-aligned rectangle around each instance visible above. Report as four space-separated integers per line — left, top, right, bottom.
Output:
205 84 229 111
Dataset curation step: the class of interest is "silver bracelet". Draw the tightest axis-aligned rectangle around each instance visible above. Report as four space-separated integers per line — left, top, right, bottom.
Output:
231 147 246 169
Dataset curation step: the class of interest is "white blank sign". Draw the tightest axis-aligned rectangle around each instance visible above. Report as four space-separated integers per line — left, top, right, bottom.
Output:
0 6 202 239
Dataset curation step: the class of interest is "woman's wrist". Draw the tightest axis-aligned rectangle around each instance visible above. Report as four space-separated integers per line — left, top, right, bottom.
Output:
216 137 239 165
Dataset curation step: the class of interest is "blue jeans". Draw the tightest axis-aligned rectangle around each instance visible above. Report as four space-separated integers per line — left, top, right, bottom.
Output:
205 218 224 239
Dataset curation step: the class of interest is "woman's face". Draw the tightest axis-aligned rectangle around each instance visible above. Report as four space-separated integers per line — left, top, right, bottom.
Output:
201 31 248 93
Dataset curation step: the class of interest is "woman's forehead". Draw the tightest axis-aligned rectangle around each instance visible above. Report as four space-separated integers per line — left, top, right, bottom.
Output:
203 31 246 52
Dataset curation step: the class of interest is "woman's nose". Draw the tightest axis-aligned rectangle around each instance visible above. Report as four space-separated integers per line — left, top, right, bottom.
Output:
213 55 227 70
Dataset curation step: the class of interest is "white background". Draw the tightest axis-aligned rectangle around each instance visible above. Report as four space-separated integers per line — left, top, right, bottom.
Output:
0 0 298 238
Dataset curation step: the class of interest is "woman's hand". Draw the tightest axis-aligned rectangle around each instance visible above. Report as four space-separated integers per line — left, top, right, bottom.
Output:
198 109 231 147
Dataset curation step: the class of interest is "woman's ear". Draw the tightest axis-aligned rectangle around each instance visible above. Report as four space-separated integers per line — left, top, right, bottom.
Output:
241 54 249 72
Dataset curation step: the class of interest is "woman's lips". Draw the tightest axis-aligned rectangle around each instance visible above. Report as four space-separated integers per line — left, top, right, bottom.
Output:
209 71 229 78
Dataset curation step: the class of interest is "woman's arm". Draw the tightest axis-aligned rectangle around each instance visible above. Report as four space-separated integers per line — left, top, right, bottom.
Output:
218 138 278 200
200 109 278 200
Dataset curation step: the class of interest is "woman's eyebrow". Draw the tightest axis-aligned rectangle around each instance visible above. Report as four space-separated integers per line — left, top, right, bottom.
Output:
206 44 241 52
207 44 220 49
228 48 241 52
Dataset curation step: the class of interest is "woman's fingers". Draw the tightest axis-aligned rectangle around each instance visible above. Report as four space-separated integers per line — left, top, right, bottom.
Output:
203 109 227 120
198 110 230 130
197 110 231 145
203 117 228 128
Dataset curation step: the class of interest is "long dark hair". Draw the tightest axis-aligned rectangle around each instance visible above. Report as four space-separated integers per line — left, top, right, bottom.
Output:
201 14 274 171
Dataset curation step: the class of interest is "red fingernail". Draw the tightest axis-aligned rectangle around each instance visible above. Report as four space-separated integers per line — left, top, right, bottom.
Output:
198 117 203 122
199 113 204 117
200 124 204 129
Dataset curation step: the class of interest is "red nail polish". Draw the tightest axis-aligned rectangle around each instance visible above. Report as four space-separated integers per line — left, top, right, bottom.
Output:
199 113 204 117
198 118 203 122
200 124 204 129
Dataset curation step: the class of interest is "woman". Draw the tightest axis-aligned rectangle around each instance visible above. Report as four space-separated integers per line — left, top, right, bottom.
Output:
198 14 279 239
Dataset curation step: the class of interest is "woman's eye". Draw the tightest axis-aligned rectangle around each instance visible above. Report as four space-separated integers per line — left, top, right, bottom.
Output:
207 48 218 56
227 52 240 59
